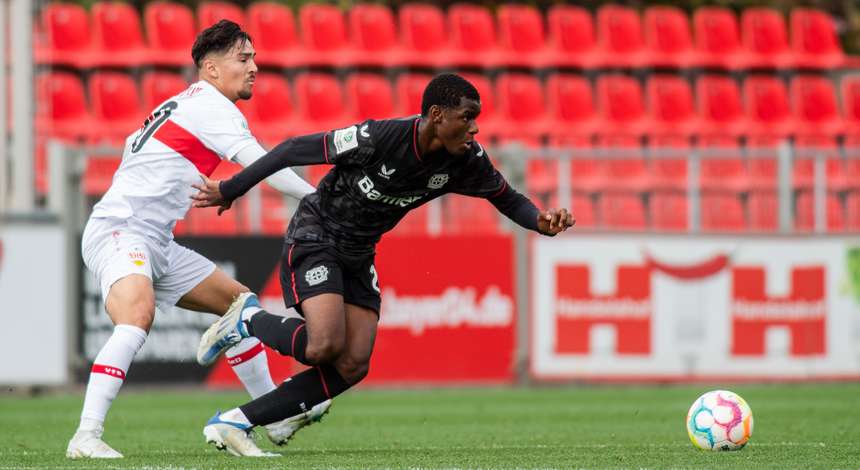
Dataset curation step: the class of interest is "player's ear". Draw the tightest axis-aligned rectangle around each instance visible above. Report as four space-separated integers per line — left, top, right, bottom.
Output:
429 105 443 124
202 56 219 80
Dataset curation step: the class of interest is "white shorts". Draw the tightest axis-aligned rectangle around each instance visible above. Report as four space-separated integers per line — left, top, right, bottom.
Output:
81 217 216 312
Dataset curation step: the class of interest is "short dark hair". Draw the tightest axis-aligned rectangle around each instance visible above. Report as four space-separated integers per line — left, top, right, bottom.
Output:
421 73 480 116
191 20 252 68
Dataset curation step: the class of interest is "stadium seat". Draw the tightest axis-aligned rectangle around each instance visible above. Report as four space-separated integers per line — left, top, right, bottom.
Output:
82 156 121 195
596 75 649 137
397 3 451 68
496 4 547 68
141 71 187 110
647 75 700 138
744 76 797 138
698 137 749 193
293 73 349 135
842 76 860 136
443 196 499 234
545 74 600 140
245 2 305 67
790 9 844 69
35 72 94 141
643 6 698 68
793 137 846 192
298 3 351 66
197 1 245 30
741 8 794 68
651 193 688 231
495 73 550 141
545 193 596 228
700 194 745 232
596 135 649 192
649 136 688 192
599 193 647 230
746 137 780 191
693 7 751 70
396 73 432 116
847 193 860 231
459 73 503 143
91 1 153 67
696 75 748 138
795 192 844 232
446 4 503 68
543 5 602 69
748 192 779 231
792 76 845 138
259 186 289 235
347 4 407 67
35 2 95 68
88 72 145 143
347 73 395 121
546 137 603 194
596 5 647 68
244 73 294 145
145 1 197 66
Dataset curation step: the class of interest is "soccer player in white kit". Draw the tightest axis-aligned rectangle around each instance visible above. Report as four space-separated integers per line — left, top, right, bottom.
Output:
66 20 326 459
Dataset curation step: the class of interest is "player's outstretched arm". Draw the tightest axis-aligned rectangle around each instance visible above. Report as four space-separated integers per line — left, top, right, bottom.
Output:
192 174 233 215
536 208 575 236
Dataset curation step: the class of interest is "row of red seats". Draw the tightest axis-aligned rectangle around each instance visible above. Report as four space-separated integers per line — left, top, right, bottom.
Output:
36 2 846 69
36 70 860 145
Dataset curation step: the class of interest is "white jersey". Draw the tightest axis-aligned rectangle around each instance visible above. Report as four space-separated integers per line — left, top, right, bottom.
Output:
91 80 260 244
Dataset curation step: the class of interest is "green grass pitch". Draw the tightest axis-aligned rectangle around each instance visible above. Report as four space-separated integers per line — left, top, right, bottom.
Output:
2 383 858 469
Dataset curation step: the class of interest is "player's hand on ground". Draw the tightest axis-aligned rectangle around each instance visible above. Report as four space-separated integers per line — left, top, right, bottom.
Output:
537 208 575 236
191 174 233 215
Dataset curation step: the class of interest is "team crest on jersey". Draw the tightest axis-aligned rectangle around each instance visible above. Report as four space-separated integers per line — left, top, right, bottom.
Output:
333 126 359 155
427 173 449 189
305 265 329 286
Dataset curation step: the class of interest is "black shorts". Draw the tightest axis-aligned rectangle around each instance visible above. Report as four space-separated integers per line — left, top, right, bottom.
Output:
280 242 381 315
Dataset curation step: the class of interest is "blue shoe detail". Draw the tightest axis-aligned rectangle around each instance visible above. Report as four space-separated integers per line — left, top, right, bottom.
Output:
207 411 252 432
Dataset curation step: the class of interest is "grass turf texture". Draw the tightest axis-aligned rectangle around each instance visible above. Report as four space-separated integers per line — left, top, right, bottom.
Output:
1 384 858 469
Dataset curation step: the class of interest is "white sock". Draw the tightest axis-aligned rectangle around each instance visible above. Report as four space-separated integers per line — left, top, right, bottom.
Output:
78 324 147 432
226 337 276 399
220 407 252 427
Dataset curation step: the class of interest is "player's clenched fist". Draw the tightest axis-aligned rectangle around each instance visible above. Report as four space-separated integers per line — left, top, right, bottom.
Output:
537 208 575 236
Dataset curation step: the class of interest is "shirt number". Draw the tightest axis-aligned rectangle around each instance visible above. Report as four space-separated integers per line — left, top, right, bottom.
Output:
369 264 380 293
131 101 178 153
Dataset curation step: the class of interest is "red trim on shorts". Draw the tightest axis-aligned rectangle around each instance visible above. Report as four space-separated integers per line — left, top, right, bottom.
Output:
412 118 422 162
287 244 299 303
323 132 330 164
226 341 264 366
291 324 306 357
316 366 331 399
91 364 126 379
153 119 222 176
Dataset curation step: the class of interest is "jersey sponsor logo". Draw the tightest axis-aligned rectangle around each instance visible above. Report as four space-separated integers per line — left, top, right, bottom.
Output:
358 176 424 207
333 126 359 154
305 265 329 286
360 123 370 138
427 173 449 189
378 164 396 179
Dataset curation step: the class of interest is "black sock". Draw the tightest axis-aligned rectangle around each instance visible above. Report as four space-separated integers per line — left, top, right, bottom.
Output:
246 313 309 365
240 365 351 426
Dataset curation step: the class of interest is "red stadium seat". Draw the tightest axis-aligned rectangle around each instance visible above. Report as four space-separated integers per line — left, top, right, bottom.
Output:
446 3 503 67
596 135 649 192
651 193 688 231
696 75 748 138
443 196 499 234
546 193 596 228
741 8 794 68
36 72 94 141
544 5 602 69
397 3 450 68
294 73 349 135
596 75 649 137
495 73 549 141
459 73 502 143
244 73 294 145
347 4 406 67
35 2 95 67
649 135 688 192
792 76 844 138
748 192 779 231
497 4 547 68
795 192 844 232
698 137 749 193
82 156 121 195
693 7 751 70
197 1 245 30
596 5 647 68
91 1 153 67
545 74 600 140
846 193 860 231
298 3 350 66
793 137 846 192
88 72 145 143
346 73 395 121
843 76 860 136
643 6 698 68
259 186 288 235
547 137 603 194
647 75 700 137
396 73 432 116
744 76 797 138
791 9 844 69
245 2 304 67
600 193 647 230
141 71 187 110
145 1 197 66
701 194 745 232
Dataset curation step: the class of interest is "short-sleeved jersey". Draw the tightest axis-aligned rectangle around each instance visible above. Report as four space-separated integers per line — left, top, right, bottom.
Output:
287 117 508 252
90 80 258 244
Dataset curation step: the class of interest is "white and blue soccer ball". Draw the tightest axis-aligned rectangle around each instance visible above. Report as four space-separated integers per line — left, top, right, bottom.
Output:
686 390 753 451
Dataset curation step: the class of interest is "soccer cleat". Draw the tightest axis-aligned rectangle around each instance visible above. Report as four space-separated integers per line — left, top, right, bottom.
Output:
264 399 332 446
203 412 279 457
197 292 257 366
65 427 123 459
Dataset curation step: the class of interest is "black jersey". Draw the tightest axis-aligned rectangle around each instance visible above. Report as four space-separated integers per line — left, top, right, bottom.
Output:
221 117 540 252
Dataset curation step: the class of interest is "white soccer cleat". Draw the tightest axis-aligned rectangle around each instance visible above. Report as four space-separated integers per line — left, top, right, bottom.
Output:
66 427 123 459
264 399 332 446
203 412 279 458
197 292 257 366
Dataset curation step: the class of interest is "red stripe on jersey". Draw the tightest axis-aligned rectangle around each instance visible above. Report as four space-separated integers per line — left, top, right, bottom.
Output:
91 364 126 379
323 132 330 164
287 245 299 303
226 341 264 366
412 118 422 162
153 119 222 176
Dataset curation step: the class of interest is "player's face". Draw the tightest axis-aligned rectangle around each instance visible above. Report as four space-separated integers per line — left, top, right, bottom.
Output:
436 97 481 156
214 40 258 102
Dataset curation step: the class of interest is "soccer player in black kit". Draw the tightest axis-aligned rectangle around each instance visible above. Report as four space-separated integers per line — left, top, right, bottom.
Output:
192 73 575 456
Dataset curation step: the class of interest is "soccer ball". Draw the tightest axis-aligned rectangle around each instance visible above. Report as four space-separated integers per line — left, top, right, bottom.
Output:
686 390 753 451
